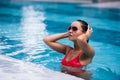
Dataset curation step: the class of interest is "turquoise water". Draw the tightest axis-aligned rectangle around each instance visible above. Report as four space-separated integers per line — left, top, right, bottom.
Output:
0 1 120 80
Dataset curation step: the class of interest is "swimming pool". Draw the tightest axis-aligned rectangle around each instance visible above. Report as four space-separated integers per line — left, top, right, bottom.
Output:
0 1 120 80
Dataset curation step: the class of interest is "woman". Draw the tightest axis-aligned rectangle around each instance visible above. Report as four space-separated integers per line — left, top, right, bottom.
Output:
43 20 95 80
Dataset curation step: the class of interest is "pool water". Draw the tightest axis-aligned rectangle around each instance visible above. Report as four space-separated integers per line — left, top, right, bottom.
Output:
0 1 120 80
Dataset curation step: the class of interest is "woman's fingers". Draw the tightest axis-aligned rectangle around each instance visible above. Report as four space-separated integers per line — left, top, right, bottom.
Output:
86 25 93 38
88 25 93 32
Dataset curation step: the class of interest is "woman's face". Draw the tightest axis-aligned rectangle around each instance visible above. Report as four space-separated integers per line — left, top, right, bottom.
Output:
68 21 84 41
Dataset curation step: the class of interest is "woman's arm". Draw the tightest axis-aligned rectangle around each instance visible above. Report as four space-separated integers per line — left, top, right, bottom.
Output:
77 26 95 57
77 39 95 58
43 32 69 54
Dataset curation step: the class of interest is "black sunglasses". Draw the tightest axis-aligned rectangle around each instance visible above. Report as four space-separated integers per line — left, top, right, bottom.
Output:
68 26 78 31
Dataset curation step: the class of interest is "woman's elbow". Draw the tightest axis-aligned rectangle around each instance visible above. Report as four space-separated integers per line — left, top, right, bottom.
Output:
43 37 51 45
43 37 48 43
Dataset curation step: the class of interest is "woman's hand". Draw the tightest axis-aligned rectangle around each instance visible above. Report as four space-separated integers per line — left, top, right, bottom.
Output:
77 25 93 42
85 25 93 38
64 32 69 38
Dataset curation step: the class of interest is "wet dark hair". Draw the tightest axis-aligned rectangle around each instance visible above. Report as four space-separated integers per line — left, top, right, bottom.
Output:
76 19 88 33
76 19 89 42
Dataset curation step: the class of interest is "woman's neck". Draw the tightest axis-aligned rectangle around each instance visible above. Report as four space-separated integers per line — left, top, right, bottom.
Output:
74 41 81 51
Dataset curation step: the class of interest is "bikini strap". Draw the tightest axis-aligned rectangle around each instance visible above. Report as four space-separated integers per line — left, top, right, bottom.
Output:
66 47 72 55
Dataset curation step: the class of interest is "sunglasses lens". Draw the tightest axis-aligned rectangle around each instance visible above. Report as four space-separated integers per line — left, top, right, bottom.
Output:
68 26 78 31
72 27 77 31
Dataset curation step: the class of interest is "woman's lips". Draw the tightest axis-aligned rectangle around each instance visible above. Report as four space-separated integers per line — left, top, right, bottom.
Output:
68 33 73 36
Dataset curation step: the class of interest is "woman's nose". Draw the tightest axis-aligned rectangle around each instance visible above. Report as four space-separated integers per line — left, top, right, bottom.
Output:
68 29 72 32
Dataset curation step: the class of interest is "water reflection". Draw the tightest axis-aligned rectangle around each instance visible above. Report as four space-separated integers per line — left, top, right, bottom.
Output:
92 67 120 80
20 5 48 55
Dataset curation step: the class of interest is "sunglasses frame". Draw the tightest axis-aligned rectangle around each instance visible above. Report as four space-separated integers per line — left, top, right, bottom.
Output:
68 26 78 31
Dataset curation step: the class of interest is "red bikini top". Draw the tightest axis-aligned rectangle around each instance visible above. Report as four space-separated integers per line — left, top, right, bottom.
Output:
61 48 84 68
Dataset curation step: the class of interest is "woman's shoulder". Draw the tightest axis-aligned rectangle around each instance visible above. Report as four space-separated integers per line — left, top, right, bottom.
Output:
66 46 73 50
89 45 95 57
65 46 73 55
